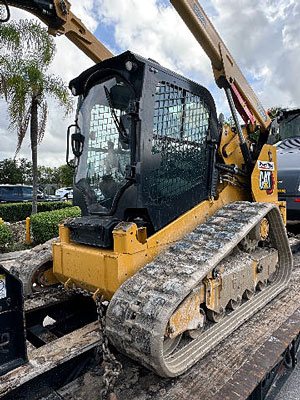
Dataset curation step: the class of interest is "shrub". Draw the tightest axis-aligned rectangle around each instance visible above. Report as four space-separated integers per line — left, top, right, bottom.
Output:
30 206 81 244
0 201 73 223
0 223 13 250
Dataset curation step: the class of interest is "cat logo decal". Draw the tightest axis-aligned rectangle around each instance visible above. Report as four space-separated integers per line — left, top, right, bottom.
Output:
258 161 275 195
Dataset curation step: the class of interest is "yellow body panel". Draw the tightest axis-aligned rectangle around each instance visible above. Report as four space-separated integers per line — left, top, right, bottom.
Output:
220 125 248 167
277 201 287 225
259 218 269 241
251 144 278 203
250 145 287 223
53 184 248 299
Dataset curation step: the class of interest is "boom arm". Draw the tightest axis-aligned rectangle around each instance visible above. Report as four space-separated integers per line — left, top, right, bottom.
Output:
0 0 113 63
170 0 271 132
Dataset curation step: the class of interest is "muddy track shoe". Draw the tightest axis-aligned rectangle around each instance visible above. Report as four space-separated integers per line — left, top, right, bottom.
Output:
106 202 293 377
9 239 57 297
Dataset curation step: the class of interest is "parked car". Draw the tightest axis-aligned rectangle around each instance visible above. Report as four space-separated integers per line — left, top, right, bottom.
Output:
0 185 44 203
55 187 73 200
277 138 300 220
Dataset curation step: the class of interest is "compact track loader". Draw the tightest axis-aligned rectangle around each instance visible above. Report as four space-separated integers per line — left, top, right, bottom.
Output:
0 0 293 388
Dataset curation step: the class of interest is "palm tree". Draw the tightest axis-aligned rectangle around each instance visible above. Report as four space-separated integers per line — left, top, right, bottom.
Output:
0 19 73 214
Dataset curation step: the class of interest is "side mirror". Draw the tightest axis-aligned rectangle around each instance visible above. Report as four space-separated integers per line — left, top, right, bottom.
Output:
0 1 10 23
66 124 85 167
72 132 85 157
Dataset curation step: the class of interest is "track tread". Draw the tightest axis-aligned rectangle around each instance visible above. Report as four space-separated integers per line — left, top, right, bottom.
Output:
106 202 293 377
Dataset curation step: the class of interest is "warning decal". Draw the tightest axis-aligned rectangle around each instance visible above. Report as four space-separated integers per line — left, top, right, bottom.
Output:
258 160 274 171
0 274 7 299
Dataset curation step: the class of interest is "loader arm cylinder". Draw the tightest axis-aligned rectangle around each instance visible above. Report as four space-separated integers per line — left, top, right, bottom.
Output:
225 87 253 171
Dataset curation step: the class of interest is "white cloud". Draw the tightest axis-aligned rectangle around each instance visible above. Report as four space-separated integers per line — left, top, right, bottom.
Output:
68 0 99 32
96 0 212 84
209 0 300 108
1 0 300 167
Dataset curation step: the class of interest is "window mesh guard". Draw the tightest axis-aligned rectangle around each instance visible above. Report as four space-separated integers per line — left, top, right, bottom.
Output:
145 82 210 204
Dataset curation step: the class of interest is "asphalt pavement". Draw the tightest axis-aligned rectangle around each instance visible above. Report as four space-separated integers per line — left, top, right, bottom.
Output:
276 364 300 399
267 354 300 400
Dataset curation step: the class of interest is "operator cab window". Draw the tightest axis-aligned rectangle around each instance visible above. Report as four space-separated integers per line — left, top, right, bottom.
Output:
75 76 135 214
149 81 209 203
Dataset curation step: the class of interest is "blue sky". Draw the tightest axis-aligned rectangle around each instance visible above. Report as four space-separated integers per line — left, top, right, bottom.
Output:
94 20 120 53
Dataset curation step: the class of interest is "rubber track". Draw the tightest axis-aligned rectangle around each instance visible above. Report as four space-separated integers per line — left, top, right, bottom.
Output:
9 239 54 297
106 202 293 377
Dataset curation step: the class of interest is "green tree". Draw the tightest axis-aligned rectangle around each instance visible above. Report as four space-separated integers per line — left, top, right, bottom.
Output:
38 165 57 184
0 158 23 184
58 162 74 187
0 20 73 214
19 158 33 184
0 158 32 184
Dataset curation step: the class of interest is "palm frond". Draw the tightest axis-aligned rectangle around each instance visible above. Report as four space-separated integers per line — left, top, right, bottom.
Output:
0 20 56 68
0 19 72 159
15 105 31 156
37 102 48 144
44 75 74 115
0 73 7 101
0 21 21 50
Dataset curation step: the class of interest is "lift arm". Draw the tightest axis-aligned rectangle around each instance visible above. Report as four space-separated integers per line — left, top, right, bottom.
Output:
0 0 113 63
170 0 271 132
